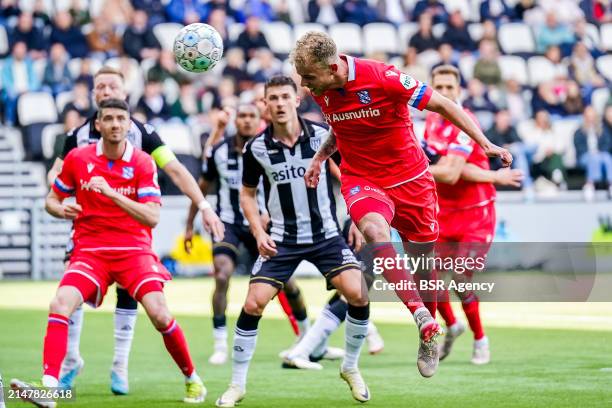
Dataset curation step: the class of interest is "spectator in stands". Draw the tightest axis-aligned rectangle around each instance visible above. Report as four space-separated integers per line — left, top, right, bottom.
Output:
464 78 498 129
98 0 133 29
132 0 166 26
9 11 47 59
408 12 440 54
75 58 94 90
69 0 91 26
525 110 568 190
61 79 94 121
243 0 276 21
513 0 536 20
536 0 583 25
580 0 612 25
502 78 530 124
49 11 89 59
31 0 51 25
42 43 73 97
222 48 252 92
412 0 448 24
401 47 428 83
432 42 457 69
536 11 575 54
0 0 20 24
569 42 606 93
486 109 534 194
251 48 282 83
336 0 379 26
86 17 123 61
563 80 586 117
441 9 477 53
136 78 171 124
122 9 161 62
201 0 244 24
275 0 305 25
480 19 499 43
216 76 239 108
236 16 270 61
1 42 40 126
376 0 409 26
148 49 188 86
532 82 565 117
165 0 209 24
207 8 231 50
480 0 514 24
573 17 602 56
170 80 199 122
574 105 612 200
473 39 502 87
308 0 340 25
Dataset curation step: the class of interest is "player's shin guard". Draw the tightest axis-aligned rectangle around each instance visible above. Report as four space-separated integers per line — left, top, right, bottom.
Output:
113 288 138 376
436 289 457 327
43 314 70 381
341 304 369 372
370 243 424 314
461 293 484 340
231 310 261 389
158 319 195 377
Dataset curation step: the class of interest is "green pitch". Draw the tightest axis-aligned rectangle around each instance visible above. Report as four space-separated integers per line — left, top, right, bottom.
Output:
1 279 612 407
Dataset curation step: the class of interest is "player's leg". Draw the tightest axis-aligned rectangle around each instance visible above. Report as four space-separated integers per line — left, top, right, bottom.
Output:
210 252 236 365
137 284 206 403
217 282 278 407
283 278 309 337
437 285 466 361
111 286 138 395
362 270 384 354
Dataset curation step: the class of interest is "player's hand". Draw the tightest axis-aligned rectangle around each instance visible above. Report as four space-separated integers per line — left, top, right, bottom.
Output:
255 231 277 259
217 107 233 129
347 221 365 253
201 207 224 242
304 158 323 188
62 202 82 220
184 226 194 254
494 168 524 187
483 143 513 167
87 176 115 197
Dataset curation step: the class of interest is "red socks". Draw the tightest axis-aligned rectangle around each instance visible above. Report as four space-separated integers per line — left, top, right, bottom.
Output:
462 295 484 340
43 314 70 379
159 319 195 377
436 289 457 327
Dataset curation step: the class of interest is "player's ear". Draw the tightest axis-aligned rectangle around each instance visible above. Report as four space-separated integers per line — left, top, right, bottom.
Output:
94 118 101 132
330 63 338 73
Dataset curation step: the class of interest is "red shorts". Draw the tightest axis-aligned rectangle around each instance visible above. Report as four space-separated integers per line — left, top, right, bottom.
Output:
59 249 172 307
341 171 439 243
436 201 496 259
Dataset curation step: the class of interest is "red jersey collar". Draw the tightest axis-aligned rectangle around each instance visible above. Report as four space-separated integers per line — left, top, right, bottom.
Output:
95 139 134 162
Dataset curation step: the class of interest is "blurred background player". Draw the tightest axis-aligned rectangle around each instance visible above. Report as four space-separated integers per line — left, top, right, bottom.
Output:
46 66 223 395
216 76 370 407
11 99 206 406
296 31 512 378
424 65 522 365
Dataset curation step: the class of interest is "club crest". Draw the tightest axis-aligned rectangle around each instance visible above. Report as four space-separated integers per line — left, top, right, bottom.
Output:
122 166 134 179
309 136 321 151
357 90 371 105
350 185 361 196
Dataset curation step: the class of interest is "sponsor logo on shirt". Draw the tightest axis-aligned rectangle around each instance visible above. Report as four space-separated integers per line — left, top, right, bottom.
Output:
356 90 371 105
349 185 361 196
87 163 95 173
324 95 330 106
80 179 135 196
323 108 381 123
122 166 134 179
399 73 417 90
385 70 399 77
341 248 358 265
270 165 307 182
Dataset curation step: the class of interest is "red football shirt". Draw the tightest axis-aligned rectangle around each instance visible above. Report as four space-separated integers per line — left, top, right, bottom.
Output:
312 55 433 188
424 109 496 210
52 140 162 250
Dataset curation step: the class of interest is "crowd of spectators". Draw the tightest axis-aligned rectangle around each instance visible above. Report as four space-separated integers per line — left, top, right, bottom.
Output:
0 0 611 200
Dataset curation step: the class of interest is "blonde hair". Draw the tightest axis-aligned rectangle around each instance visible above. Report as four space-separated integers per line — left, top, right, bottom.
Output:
291 31 337 68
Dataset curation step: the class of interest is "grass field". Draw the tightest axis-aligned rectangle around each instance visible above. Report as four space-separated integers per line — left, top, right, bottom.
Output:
1 278 612 408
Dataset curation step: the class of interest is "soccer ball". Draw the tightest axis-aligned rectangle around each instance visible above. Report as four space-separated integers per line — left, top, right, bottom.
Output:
173 23 224 73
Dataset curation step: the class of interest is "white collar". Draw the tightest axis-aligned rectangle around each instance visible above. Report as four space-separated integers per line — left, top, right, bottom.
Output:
345 55 356 82
96 139 134 162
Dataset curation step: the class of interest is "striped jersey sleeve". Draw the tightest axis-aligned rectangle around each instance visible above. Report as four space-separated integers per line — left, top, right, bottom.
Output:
136 156 162 204
52 149 77 198
380 66 432 110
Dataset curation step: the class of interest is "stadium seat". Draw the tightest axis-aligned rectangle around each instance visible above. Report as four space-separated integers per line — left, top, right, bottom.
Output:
432 23 445 39
363 23 399 55
67 58 102 79
498 23 535 54
601 23 612 51
260 22 293 55
89 0 105 17
498 55 529 85
591 88 610 116
398 22 419 52
55 91 73 114
18 92 58 126
155 122 197 156
293 23 326 43
468 23 484 42
328 23 363 55
416 49 441 71
586 23 601 49
527 56 557 86
458 54 475 81
596 55 612 82
41 124 65 160
153 23 183 51
0 25 8 56
228 23 245 43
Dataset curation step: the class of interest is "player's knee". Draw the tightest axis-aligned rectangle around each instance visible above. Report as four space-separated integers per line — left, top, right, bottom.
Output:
148 304 173 329
243 296 266 316
342 285 368 307
359 218 390 243
49 295 74 316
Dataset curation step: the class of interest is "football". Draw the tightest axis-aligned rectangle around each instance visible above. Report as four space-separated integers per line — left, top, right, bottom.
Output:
173 23 224 73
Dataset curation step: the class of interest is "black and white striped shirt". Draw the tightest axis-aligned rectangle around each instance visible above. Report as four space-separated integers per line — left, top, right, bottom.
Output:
204 136 265 226
242 117 340 244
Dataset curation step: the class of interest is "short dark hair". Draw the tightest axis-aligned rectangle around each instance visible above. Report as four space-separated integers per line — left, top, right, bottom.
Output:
431 64 461 83
97 98 129 118
264 75 297 95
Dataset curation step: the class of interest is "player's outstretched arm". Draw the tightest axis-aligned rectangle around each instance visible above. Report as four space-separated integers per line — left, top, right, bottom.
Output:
425 92 513 167
45 189 82 219
429 155 467 185
162 160 224 242
184 178 210 253
305 129 337 188
461 164 524 187
240 185 277 258
47 158 63 186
